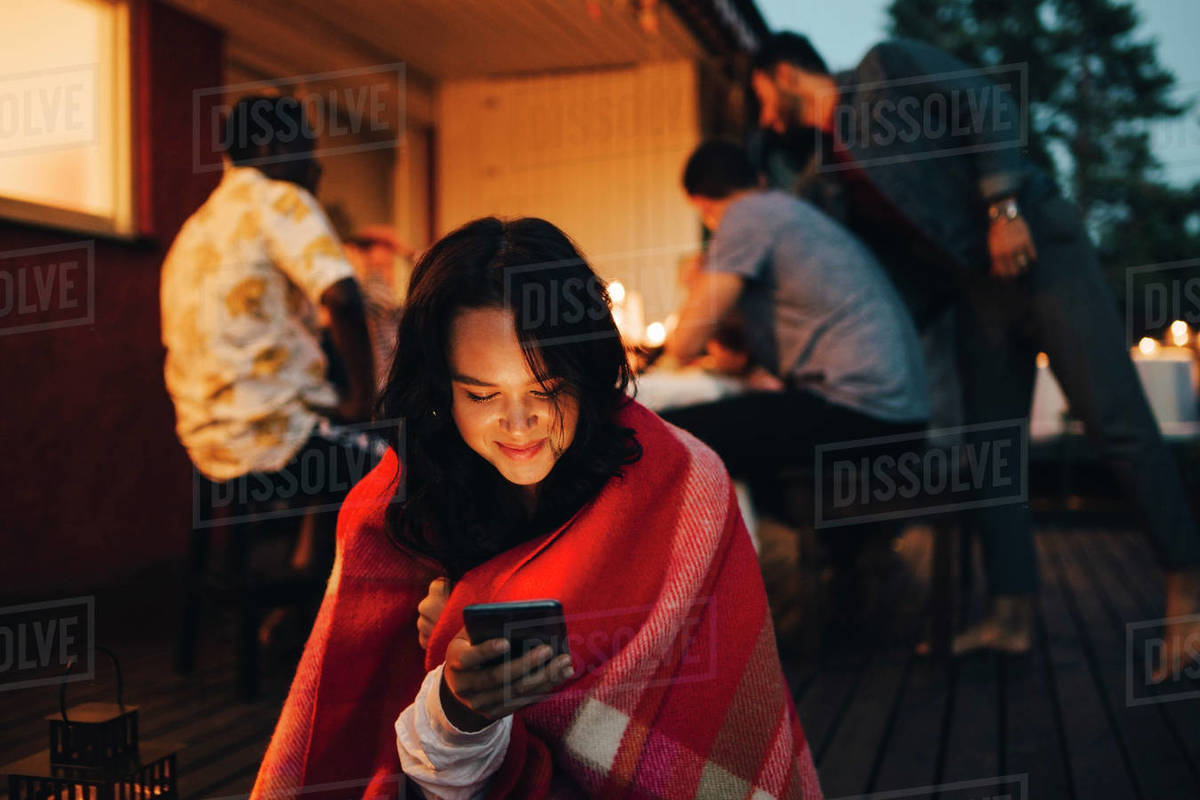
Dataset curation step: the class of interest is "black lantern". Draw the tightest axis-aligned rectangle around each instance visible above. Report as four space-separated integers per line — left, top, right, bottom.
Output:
1 648 179 800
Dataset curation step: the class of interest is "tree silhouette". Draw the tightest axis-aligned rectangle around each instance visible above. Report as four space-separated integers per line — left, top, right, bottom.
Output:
887 0 1200 335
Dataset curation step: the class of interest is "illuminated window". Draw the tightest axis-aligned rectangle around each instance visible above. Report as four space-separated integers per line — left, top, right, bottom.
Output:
0 0 133 236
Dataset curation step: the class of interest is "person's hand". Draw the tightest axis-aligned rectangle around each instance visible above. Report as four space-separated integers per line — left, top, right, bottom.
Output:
417 578 449 650
653 352 686 372
677 252 704 291
440 627 574 732
746 366 786 392
988 213 1038 279
696 341 749 375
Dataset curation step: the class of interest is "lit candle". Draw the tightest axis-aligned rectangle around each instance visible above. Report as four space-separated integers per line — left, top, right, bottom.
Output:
608 281 626 305
1170 320 1190 347
645 321 666 347
1156 321 1194 361
624 290 645 343
609 280 628 340
1134 334 1192 364
608 281 645 344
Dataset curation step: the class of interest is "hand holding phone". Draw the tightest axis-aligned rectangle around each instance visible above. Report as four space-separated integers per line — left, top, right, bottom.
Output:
463 600 570 663
440 600 574 732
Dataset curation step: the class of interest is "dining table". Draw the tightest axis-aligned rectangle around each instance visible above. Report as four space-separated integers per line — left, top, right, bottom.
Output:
632 364 751 414
1031 348 1200 441
633 364 760 548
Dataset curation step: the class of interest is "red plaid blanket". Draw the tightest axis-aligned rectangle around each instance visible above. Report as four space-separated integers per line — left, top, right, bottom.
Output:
252 401 822 800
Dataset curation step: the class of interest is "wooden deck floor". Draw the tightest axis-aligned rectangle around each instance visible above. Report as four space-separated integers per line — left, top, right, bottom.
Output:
2 526 1197 800
782 525 1200 800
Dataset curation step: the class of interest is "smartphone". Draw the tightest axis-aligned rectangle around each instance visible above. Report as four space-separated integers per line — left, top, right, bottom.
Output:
463 599 570 664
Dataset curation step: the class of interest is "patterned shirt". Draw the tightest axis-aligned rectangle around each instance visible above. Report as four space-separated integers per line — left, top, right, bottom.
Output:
161 166 355 481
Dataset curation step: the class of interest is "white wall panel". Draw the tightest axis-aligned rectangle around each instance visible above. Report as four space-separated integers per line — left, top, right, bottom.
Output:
436 61 702 325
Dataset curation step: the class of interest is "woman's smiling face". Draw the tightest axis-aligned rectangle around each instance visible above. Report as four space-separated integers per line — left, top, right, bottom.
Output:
448 307 579 489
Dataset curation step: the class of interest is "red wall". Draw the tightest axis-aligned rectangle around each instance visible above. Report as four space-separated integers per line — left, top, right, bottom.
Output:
0 2 224 597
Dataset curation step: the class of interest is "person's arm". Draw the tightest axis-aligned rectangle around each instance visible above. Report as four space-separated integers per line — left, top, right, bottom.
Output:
664 200 770 367
871 41 1037 277
870 40 1025 202
319 278 374 422
395 664 513 800
396 622 572 799
662 271 744 366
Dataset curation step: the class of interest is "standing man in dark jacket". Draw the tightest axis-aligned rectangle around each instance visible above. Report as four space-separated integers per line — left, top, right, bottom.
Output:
751 33 1199 673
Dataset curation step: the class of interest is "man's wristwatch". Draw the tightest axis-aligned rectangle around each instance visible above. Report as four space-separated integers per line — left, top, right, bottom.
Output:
988 196 1020 223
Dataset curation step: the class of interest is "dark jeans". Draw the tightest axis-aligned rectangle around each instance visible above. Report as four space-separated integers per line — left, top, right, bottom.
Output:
659 389 925 519
195 422 386 523
956 194 1200 593
194 421 389 581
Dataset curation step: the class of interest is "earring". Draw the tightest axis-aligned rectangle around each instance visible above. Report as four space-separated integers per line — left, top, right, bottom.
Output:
430 408 438 417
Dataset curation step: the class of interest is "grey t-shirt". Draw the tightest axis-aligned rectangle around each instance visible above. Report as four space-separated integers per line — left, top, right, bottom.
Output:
707 190 929 423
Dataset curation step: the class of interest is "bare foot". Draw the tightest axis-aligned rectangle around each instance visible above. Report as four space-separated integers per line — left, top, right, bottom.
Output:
1151 568 1200 684
951 594 1032 656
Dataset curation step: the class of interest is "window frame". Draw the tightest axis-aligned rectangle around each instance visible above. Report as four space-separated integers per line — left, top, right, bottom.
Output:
0 0 137 239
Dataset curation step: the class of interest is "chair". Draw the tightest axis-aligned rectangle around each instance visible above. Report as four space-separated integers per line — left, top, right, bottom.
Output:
175 483 333 701
767 435 963 659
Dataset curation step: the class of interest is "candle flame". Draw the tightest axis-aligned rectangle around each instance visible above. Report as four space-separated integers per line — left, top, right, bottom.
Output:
1170 320 1189 346
645 321 666 347
1138 337 1159 356
608 281 626 304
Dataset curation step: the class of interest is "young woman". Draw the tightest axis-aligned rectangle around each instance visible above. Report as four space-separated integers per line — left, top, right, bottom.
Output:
252 217 823 800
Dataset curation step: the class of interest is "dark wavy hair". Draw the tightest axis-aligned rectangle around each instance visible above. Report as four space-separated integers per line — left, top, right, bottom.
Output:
377 217 642 579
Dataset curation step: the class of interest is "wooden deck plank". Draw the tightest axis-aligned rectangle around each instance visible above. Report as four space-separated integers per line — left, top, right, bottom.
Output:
176 714 279 800
814 528 933 796
815 653 914 797
795 650 870 768
866 656 949 795
1003 601 1072 798
1047 530 1194 800
141 671 286 799
1036 531 1139 799
190 763 261 800
1085 531 1200 786
940 651 1001 786
938 523 1002 789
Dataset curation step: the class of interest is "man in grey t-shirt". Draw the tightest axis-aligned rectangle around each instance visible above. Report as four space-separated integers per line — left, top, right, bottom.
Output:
659 140 928 489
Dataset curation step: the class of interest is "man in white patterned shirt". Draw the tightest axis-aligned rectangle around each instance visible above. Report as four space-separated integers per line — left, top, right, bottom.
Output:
162 96 379 577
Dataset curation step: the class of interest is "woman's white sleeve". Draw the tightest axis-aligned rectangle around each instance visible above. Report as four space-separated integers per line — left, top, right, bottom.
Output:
395 663 513 800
